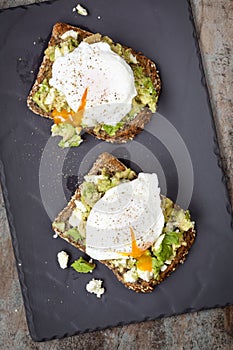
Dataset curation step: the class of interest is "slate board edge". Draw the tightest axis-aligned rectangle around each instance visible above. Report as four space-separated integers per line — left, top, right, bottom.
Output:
0 0 56 13
0 0 232 342
188 1 233 224
0 160 38 341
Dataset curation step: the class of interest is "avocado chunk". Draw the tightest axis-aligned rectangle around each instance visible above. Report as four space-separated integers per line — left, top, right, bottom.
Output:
102 122 124 136
64 228 82 241
52 221 65 232
80 182 102 207
51 123 83 148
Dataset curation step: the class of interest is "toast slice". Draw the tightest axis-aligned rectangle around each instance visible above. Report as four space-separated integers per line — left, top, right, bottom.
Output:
27 23 161 145
52 153 196 293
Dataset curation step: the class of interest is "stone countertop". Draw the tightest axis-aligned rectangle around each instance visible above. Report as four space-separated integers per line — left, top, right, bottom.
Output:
0 0 232 348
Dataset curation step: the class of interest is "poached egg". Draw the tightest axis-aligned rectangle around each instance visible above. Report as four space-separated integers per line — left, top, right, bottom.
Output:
50 41 137 127
85 173 165 260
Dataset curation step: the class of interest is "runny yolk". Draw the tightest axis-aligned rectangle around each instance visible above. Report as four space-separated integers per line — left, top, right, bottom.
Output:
52 87 88 127
77 86 88 112
72 86 88 126
119 227 153 272
119 227 145 258
52 108 74 125
136 253 153 272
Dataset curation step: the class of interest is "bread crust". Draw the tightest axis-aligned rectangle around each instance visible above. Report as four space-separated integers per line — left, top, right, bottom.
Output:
27 23 161 143
53 153 196 293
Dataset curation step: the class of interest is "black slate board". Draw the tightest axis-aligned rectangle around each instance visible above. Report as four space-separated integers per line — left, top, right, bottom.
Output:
0 0 232 342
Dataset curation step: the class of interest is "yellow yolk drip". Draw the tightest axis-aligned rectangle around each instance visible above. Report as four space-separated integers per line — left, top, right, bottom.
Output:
77 87 88 112
137 253 153 272
52 108 74 124
119 227 145 258
119 227 153 272
52 87 88 126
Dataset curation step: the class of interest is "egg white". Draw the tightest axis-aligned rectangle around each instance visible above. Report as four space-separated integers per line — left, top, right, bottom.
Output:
85 173 165 260
50 42 137 126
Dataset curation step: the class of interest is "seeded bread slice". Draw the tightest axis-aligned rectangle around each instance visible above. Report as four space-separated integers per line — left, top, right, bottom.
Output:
52 152 196 293
27 22 161 143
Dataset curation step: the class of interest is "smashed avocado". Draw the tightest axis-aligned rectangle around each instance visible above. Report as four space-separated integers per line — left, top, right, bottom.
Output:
51 123 82 148
58 165 194 284
45 36 80 62
32 32 159 147
80 168 136 209
64 228 82 241
33 79 70 113
80 182 102 208
110 196 194 282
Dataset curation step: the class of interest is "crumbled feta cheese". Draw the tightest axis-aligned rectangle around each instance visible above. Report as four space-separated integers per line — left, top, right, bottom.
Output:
123 268 138 283
44 88 56 105
110 258 128 268
129 53 137 64
54 46 62 60
61 30 79 40
57 251 69 269
84 174 105 184
166 222 176 232
62 45 70 57
153 234 165 252
69 207 82 227
160 264 167 272
137 269 153 282
86 278 105 298
74 200 87 212
75 4 88 16
165 259 172 265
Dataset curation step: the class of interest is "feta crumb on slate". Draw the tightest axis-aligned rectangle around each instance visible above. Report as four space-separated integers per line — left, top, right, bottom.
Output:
86 278 105 298
57 251 69 269
73 4 88 16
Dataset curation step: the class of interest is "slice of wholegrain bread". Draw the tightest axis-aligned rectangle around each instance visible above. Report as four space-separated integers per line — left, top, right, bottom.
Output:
52 153 196 293
27 22 161 143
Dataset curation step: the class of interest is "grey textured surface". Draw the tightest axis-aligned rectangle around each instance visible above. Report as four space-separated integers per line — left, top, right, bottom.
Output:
0 0 232 348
